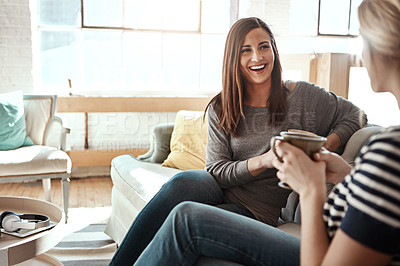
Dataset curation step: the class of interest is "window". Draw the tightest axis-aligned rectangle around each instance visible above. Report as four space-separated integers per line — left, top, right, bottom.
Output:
36 0 234 96
348 67 400 127
318 0 362 36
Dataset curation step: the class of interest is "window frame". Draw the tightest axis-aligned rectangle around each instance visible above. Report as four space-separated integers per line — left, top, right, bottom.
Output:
317 0 359 37
36 0 237 96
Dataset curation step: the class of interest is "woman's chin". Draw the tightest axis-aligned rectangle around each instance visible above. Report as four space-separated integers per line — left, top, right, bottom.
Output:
370 81 385 93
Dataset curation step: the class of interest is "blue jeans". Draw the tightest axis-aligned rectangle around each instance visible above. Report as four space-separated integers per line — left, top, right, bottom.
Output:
109 169 255 265
135 202 300 266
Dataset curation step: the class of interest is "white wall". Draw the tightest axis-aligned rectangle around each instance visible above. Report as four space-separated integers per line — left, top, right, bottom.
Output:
61 112 177 151
0 0 33 93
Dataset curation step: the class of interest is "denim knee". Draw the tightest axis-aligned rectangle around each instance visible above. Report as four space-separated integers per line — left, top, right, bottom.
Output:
162 170 223 203
169 201 201 225
164 169 214 191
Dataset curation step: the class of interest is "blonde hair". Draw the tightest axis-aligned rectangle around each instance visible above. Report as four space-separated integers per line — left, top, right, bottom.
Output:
358 0 400 59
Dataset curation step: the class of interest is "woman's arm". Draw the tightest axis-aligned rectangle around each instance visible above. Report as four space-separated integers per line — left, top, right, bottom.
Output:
327 95 367 146
272 140 330 265
303 82 367 149
299 189 328 266
206 104 257 187
324 132 341 151
246 149 275 177
322 229 392 265
313 148 352 184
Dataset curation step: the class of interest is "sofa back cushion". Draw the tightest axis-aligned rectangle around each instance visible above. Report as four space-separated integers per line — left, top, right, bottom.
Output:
162 110 207 170
24 96 53 145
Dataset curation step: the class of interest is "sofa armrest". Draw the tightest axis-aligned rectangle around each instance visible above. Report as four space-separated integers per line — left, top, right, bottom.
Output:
137 123 175 163
43 116 71 151
341 124 382 166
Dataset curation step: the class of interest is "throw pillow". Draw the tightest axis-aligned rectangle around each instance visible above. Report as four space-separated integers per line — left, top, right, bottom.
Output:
162 110 207 170
0 91 33 150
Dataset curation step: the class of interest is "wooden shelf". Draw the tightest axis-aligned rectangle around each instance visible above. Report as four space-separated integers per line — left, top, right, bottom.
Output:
58 96 213 113
67 149 149 167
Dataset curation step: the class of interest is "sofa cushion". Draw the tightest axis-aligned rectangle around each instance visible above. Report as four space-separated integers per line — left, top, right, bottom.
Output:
162 110 207 170
0 145 71 176
112 154 182 203
0 91 33 150
24 96 53 145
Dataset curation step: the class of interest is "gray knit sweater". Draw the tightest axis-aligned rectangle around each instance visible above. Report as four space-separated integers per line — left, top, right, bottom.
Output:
205 80 367 226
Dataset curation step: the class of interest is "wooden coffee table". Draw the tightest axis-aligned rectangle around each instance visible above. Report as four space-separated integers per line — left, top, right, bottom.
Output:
0 196 63 265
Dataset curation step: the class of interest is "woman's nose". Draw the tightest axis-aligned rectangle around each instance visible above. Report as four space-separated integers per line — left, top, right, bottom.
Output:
251 51 262 62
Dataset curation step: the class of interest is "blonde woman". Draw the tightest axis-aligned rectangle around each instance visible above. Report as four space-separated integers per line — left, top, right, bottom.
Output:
133 1 400 265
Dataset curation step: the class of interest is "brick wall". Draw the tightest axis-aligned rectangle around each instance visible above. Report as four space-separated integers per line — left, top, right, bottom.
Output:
0 0 33 93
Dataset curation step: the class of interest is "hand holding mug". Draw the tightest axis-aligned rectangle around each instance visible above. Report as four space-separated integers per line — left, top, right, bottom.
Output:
271 131 327 189
314 148 352 184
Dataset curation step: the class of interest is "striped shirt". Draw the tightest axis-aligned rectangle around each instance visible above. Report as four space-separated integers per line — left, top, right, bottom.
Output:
323 126 400 265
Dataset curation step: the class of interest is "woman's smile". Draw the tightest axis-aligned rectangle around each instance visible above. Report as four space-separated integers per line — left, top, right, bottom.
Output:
249 63 267 73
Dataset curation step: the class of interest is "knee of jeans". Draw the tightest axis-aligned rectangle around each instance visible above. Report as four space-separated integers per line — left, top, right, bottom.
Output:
170 202 215 232
166 169 211 189
171 202 201 221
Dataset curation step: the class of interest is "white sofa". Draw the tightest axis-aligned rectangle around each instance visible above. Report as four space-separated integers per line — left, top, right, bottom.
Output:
105 123 382 263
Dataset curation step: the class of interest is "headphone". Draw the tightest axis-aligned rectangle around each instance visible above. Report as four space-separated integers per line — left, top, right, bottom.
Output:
0 211 50 232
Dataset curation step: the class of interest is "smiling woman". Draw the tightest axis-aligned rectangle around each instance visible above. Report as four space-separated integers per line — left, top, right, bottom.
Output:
108 17 367 265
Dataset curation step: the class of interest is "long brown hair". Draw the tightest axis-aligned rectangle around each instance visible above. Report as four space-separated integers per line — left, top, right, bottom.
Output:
205 17 287 137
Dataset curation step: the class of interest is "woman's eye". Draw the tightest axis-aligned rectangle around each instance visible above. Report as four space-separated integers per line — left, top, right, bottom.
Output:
260 45 270 50
241 48 251 53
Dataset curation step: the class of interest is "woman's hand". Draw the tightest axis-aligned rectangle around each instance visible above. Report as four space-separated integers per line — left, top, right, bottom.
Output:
324 132 341 152
272 140 327 195
313 148 352 184
247 149 276 177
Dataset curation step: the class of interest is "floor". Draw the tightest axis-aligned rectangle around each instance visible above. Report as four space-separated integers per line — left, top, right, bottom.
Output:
0 176 113 209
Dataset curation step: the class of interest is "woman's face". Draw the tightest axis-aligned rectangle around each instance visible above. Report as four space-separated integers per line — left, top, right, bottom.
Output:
362 38 377 92
239 27 275 89
362 37 387 93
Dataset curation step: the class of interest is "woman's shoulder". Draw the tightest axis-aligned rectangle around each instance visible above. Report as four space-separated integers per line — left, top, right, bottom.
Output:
284 80 328 99
366 125 400 148
283 80 297 92
357 125 400 173
206 94 220 113
207 100 218 114
284 80 317 88
206 99 221 123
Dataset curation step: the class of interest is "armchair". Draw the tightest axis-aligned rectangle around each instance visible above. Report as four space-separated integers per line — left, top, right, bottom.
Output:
0 95 71 222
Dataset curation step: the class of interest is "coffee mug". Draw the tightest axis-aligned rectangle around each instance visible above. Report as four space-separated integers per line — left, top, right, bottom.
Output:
271 131 327 189
287 129 317 136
